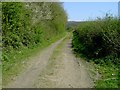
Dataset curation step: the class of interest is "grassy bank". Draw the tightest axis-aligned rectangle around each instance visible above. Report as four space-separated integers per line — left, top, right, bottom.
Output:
72 15 120 88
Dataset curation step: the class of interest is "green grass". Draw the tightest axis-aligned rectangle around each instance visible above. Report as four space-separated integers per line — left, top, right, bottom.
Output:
75 53 119 88
94 62 119 88
47 33 71 70
2 33 66 86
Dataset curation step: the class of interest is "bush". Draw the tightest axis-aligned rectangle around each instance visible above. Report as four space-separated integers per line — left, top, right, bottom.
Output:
72 15 120 64
2 2 67 60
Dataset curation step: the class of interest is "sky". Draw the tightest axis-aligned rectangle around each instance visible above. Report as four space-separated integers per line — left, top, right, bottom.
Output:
62 2 119 21
60 0 119 2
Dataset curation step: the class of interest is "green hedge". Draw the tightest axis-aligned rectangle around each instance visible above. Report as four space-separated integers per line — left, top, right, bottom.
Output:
72 15 120 64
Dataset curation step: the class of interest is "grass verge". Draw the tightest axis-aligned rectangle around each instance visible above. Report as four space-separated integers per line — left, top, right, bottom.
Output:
94 60 119 88
74 53 119 88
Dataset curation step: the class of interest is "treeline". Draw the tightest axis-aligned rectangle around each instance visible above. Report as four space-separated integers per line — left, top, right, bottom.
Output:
2 2 67 61
72 15 120 87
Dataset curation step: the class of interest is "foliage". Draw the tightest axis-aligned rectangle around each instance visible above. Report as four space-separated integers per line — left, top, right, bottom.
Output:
2 2 67 85
2 2 67 61
72 15 120 64
72 15 120 88
94 59 119 88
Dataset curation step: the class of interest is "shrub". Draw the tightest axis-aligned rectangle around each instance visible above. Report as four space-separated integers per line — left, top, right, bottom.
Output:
72 15 120 64
2 2 67 61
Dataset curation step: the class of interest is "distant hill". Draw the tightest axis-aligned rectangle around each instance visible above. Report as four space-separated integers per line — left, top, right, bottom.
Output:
67 21 80 27
66 21 80 31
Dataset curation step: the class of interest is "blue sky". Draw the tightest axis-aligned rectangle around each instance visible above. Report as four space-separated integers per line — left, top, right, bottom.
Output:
62 2 119 21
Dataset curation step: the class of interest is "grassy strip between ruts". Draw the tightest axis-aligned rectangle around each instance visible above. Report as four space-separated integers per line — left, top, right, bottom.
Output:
34 32 71 88
45 33 71 74
2 33 66 86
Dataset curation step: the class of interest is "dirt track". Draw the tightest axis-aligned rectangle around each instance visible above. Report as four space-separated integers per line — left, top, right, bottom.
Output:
5 36 94 88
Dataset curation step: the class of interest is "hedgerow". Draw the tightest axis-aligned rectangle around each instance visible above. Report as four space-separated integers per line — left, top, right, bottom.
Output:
72 15 120 88
72 15 120 64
